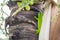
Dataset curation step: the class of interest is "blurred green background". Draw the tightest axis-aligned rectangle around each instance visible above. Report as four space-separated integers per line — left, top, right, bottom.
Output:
0 0 10 40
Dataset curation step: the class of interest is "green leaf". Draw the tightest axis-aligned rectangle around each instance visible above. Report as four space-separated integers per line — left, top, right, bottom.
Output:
30 0 34 5
17 2 21 8
25 5 30 11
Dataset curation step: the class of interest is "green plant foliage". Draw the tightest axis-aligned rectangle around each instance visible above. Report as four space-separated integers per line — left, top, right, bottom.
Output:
29 0 34 5
12 0 32 16
17 0 33 11
13 0 41 16
17 2 21 8
0 0 9 39
25 5 30 11
36 11 43 35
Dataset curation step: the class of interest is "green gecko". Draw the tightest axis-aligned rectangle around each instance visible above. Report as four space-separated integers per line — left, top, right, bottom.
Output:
35 11 43 35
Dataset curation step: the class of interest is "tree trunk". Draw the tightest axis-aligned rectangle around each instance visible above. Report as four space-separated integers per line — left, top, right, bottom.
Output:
5 0 44 40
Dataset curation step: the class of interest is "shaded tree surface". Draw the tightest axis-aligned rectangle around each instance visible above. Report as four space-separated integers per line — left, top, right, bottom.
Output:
5 0 44 40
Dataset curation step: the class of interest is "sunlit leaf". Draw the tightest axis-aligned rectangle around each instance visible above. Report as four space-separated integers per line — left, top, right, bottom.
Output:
25 5 30 11
17 2 21 8
30 0 34 5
